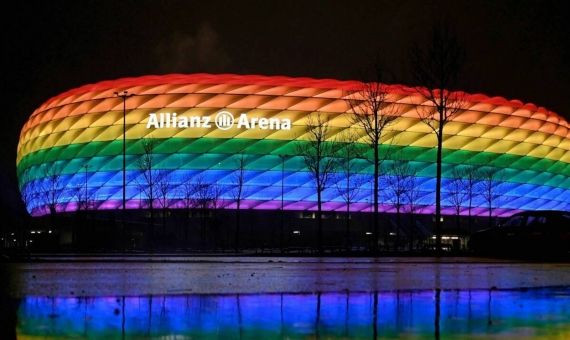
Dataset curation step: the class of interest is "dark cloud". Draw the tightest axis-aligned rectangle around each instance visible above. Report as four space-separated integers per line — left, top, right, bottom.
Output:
155 22 231 73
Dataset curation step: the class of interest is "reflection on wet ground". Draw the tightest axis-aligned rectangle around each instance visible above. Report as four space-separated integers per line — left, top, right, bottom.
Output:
13 287 570 339
6 257 570 296
3 258 570 339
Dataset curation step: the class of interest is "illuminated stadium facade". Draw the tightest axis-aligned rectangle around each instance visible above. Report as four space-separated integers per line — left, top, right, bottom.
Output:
17 74 570 217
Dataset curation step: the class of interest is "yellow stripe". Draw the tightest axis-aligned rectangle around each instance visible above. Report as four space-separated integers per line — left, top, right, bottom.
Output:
18 110 570 164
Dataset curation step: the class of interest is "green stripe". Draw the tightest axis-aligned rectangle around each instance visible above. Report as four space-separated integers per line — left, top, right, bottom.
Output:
17 138 570 189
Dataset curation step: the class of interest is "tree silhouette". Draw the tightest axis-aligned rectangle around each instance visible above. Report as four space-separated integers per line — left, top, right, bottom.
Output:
347 65 401 252
136 138 160 245
480 168 503 228
334 129 367 251
447 167 470 230
410 23 466 252
179 174 195 246
156 170 171 237
187 174 221 247
403 165 421 251
385 159 416 251
39 164 65 217
19 168 38 215
231 154 249 252
462 166 480 234
296 112 338 254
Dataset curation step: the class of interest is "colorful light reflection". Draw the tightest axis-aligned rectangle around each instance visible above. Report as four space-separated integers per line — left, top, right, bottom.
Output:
15 288 570 339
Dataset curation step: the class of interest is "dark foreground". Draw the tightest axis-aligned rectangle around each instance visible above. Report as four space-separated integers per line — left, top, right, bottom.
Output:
2 257 570 339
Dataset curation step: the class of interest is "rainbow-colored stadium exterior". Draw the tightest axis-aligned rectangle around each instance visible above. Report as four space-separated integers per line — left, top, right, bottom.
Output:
17 74 570 217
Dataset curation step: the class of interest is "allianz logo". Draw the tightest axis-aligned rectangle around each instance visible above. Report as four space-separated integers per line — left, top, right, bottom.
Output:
146 111 291 130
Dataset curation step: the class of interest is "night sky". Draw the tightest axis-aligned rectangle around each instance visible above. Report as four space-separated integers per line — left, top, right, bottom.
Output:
2 0 569 218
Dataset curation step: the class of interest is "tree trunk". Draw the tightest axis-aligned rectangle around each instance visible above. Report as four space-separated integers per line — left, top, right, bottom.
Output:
409 213 415 252
200 210 203 247
235 201 240 252
346 202 350 252
185 208 190 247
162 208 166 238
149 205 154 250
468 197 473 235
317 188 323 254
395 208 401 252
373 141 379 253
456 212 461 231
435 124 443 254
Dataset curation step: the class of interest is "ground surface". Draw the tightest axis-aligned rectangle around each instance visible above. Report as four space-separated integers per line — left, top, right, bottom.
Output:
4 256 570 297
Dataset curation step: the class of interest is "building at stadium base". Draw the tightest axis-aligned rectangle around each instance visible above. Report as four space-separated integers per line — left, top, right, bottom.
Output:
17 74 570 223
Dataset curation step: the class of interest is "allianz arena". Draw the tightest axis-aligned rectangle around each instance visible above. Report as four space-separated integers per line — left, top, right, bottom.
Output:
17 74 570 217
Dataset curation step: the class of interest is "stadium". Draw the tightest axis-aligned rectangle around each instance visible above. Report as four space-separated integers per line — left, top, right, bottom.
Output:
17 73 570 218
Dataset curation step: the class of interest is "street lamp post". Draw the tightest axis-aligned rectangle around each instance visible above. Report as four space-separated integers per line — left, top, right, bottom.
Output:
114 90 134 250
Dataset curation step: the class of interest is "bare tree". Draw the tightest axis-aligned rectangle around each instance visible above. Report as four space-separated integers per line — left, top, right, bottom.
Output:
231 154 248 252
410 23 466 252
19 168 38 215
209 183 224 210
334 129 367 251
74 185 88 213
385 159 416 251
188 174 221 246
71 163 93 247
447 167 469 230
39 164 65 216
346 66 401 252
137 139 159 243
35 164 65 244
190 174 215 210
463 166 480 234
74 163 92 212
156 170 171 236
296 112 338 254
480 168 502 228
209 182 225 248
179 174 195 245
403 167 421 251
18 168 38 248
191 175 211 246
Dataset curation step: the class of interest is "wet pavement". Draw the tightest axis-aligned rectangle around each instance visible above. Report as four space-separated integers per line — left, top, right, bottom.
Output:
4 257 570 297
2 257 570 339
